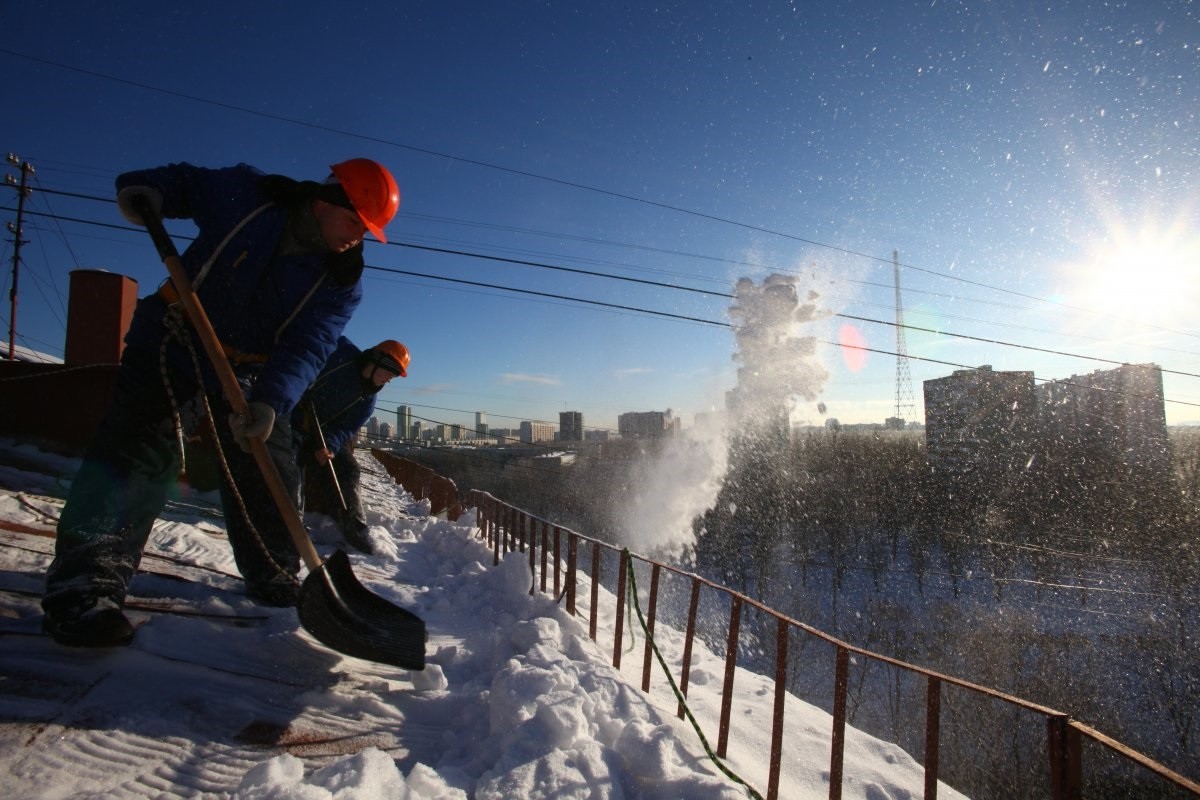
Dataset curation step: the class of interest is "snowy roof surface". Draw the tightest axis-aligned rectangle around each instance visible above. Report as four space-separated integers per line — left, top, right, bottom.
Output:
0 342 64 364
0 439 963 799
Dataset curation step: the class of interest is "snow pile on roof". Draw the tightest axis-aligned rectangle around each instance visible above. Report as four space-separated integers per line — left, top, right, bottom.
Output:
0 439 965 798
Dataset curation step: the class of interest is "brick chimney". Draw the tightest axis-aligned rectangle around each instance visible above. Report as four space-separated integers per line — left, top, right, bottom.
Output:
64 269 138 365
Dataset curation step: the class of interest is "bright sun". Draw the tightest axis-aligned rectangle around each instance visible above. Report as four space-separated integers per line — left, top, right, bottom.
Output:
1068 222 1199 330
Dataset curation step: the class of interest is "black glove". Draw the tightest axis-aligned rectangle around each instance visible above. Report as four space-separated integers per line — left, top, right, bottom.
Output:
229 402 275 452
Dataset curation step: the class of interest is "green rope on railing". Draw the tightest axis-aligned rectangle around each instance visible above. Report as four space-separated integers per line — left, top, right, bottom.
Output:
624 573 637 655
623 549 764 800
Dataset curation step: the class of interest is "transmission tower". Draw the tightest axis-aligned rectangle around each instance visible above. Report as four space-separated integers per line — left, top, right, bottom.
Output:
891 250 916 426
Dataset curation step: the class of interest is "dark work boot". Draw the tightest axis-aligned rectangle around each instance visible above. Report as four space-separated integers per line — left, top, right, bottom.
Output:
342 517 373 554
42 597 135 648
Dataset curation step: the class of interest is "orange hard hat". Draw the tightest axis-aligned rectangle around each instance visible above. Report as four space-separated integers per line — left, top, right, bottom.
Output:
368 340 410 377
329 158 400 243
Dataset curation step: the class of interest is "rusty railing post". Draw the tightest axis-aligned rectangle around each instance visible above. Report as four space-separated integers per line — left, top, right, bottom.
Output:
539 520 549 593
717 594 742 758
924 676 941 800
491 498 501 565
475 492 488 542
1048 715 1082 800
678 578 702 720
767 616 789 800
527 516 536 594
640 562 661 692
481 493 490 543
830 645 849 800
501 506 511 556
613 549 629 669
565 533 578 617
553 526 562 597
589 541 601 641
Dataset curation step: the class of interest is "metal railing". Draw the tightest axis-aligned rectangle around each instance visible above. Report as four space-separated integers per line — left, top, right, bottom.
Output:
463 487 1200 800
371 449 464 520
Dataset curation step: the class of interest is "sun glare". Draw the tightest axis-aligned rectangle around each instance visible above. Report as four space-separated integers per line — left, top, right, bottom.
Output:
1067 222 1199 330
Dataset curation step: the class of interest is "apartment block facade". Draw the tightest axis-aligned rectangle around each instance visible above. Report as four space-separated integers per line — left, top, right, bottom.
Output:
924 362 1169 481
923 365 1038 480
618 410 677 439
559 411 584 442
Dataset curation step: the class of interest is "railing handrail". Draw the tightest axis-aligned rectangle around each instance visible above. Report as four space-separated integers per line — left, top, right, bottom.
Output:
460 486 1200 800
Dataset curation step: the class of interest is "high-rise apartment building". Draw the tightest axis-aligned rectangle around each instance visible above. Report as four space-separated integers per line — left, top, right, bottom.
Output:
618 410 676 439
923 362 1169 486
1038 363 1169 477
923 366 1037 476
519 420 556 444
559 411 583 442
397 405 413 441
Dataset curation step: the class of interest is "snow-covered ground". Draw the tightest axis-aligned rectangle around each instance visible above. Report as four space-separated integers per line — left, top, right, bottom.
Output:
0 438 966 799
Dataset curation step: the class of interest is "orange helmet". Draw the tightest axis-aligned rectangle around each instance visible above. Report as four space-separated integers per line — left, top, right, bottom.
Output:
329 158 400 243
367 340 410 377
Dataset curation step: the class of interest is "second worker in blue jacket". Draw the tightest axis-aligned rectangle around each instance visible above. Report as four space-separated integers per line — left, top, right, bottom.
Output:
294 338 409 553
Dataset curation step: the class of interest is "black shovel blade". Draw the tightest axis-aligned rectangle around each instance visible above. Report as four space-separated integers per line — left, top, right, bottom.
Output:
296 549 426 670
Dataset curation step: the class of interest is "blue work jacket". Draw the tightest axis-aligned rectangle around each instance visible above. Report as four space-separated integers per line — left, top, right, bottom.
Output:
295 337 379 455
118 162 363 418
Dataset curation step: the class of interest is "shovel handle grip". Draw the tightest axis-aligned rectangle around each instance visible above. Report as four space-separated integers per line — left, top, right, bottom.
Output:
132 195 323 571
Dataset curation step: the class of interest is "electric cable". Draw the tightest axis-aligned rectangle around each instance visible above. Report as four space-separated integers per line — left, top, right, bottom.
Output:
13 188 1200 368
8 203 1200 411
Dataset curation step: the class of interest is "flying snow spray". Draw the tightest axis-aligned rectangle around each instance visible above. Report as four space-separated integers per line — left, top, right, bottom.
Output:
616 273 829 558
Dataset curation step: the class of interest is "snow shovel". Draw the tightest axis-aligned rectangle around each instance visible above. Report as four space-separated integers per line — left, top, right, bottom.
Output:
133 195 425 670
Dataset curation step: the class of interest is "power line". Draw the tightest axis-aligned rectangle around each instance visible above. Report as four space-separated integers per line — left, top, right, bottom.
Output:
10 203 1200 409
16 184 1200 357
395 241 729 299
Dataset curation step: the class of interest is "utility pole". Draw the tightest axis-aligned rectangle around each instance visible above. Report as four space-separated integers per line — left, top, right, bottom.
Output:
5 154 35 360
892 250 916 425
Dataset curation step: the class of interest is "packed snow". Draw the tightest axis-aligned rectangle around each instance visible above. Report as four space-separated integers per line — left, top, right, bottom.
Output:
0 437 966 799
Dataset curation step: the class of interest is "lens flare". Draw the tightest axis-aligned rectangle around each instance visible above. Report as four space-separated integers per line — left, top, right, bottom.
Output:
839 323 869 372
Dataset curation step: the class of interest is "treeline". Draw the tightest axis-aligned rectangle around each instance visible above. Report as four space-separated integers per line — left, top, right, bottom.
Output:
689 426 1199 799
690 426 1199 593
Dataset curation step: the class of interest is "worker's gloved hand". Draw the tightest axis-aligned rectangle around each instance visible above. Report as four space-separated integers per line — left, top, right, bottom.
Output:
116 186 164 225
229 402 276 452
314 447 335 464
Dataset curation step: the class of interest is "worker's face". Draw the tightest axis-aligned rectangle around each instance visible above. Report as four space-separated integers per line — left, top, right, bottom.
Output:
313 199 368 253
362 363 400 388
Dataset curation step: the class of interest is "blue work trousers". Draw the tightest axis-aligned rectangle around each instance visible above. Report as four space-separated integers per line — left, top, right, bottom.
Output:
43 343 300 615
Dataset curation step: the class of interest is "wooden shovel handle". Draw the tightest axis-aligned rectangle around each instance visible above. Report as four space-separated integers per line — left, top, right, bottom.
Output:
135 196 322 571
308 401 350 513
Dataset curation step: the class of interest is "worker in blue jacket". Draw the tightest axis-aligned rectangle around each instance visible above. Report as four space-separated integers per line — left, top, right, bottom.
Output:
295 338 410 553
43 158 401 648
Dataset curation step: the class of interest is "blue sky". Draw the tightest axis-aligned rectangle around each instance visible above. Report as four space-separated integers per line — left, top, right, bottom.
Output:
3 1 1198 431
